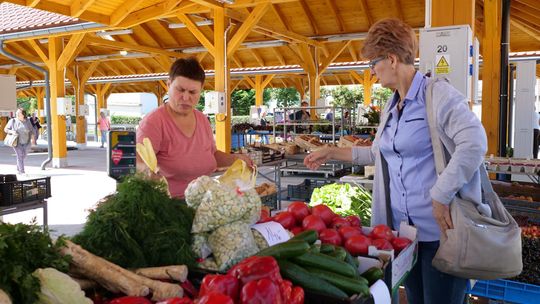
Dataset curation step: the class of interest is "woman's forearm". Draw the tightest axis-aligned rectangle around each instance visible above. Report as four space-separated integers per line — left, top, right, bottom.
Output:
328 146 353 162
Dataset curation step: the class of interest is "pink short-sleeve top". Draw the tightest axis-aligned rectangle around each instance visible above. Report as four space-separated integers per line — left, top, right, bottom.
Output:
137 106 217 198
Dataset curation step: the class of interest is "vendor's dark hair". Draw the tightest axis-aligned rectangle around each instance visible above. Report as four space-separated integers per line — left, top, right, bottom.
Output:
169 57 205 84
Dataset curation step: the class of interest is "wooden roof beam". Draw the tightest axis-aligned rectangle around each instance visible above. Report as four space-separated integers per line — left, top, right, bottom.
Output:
177 13 216 56
27 40 49 63
249 49 265 66
392 0 404 20
299 0 319 35
86 36 185 58
298 44 316 75
271 47 286 65
243 76 256 88
57 34 87 70
117 0 192 28
325 0 345 32
116 60 137 74
516 0 540 11
334 74 342 85
155 20 183 46
510 19 540 42
134 58 154 74
136 24 164 48
71 0 98 18
225 8 324 48
81 61 100 83
190 0 224 9
358 0 373 28
227 2 271 56
349 70 364 85
318 41 350 76
111 0 146 26
512 6 540 28
348 43 358 61
270 3 290 31
232 54 244 67
27 0 41 8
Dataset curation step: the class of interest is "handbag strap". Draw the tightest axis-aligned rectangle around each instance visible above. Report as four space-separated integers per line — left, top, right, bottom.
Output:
425 78 497 211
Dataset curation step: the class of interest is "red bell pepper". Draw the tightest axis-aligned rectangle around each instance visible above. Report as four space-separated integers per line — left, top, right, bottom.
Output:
156 298 193 304
279 280 293 303
199 274 240 301
108 296 152 304
195 293 234 304
228 256 283 285
240 278 283 304
290 286 305 304
180 280 198 299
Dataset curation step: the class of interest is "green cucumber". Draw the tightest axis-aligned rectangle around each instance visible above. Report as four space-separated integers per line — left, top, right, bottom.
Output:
293 252 357 278
309 244 321 253
255 240 309 259
320 244 336 254
277 260 348 300
305 267 370 297
329 246 347 261
290 230 318 245
361 267 384 285
344 250 360 269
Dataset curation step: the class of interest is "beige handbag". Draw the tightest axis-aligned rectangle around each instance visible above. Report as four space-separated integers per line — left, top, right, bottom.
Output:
425 79 523 280
4 119 18 147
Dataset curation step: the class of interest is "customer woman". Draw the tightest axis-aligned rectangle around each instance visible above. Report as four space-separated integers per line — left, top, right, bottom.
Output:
304 18 487 304
97 111 110 148
136 57 252 199
4 108 34 174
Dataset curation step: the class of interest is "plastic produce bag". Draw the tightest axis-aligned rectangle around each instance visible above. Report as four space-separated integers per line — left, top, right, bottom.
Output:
252 229 269 250
219 159 256 191
185 176 219 209
208 222 259 271
192 233 212 259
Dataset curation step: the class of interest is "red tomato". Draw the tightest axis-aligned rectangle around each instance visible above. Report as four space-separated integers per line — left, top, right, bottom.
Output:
311 205 337 226
290 226 304 235
391 237 413 255
338 226 363 240
287 201 311 223
371 238 393 251
273 212 296 230
302 215 326 233
195 293 234 304
344 235 372 256
345 215 362 227
370 224 394 241
319 228 343 246
330 217 351 229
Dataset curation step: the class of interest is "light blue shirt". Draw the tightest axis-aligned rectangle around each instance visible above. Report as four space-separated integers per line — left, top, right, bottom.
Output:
379 72 440 241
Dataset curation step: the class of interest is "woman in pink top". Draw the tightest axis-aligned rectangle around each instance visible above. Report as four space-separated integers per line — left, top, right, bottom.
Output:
136 58 252 198
98 111 110 148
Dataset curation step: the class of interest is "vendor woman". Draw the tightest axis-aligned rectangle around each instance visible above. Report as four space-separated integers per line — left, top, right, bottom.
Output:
136 57 252 198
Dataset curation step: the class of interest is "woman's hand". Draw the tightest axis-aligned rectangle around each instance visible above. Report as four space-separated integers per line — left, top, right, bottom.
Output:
235 153 254 168
432 199 453 235
304 147 333 170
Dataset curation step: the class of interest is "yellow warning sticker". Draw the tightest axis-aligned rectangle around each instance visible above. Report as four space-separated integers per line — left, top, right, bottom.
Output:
435 55 450 75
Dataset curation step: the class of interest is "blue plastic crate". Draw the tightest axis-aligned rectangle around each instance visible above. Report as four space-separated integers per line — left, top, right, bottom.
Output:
467 279 540 304
231 133 246 149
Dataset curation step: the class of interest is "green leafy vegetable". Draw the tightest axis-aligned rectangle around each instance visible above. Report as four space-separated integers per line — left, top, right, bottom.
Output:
72 175 196 269
0 221 70 304
310 183 372 226
32 268 92 304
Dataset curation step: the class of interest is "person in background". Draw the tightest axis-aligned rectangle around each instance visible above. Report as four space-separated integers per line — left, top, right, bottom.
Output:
29 112 41 145
290 101 311 121
98 111 110 148
304 18 487 304
324 108 334 121
136 57 252 199
4 108 34 174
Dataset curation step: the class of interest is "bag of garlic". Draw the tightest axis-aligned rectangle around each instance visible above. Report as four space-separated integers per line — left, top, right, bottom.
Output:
208 221 259 271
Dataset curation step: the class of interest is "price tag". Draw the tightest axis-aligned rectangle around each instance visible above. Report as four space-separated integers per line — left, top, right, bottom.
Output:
251 221 290 246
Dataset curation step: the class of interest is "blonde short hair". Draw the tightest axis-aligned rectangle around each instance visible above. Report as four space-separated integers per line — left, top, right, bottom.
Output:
361 18 417 65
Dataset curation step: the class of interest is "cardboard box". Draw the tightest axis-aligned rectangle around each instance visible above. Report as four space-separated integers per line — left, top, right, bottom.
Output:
358 222 418 295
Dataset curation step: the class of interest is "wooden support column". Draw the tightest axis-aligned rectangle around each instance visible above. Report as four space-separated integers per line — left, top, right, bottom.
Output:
213 7 230 152
298 44 320 117
351 70 377 106
95 83 112 143
254 75 275 106
36 88 45 122
75 61 99 145
480 0 502 155
432 0 475 31
0 117 7 140
48 36 68 168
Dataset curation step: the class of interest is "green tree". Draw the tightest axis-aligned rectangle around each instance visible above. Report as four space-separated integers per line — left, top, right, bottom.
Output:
16 96 37 115
330 86 363 109
372 87 393 109
270 88 300 108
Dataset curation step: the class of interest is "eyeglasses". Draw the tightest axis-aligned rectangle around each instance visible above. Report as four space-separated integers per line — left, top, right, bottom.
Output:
368 56 387 69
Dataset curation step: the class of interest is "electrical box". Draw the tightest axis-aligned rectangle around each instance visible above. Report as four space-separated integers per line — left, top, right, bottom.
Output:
79 104 90 116
204 91 226 114
108 130 137 180
0 75 16 112
56 97 75 116
419 25 473 100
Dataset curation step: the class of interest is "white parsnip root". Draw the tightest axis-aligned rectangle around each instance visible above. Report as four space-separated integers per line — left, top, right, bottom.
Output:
61 240 183 301
135 265 188 282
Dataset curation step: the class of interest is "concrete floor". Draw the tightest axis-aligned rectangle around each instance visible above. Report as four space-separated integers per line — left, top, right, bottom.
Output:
0 139 312 236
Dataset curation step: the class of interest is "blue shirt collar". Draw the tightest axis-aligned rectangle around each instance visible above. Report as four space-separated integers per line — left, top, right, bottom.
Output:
388 71 425 111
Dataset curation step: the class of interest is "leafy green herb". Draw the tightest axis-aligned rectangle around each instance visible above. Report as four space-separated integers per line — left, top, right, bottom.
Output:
72 175 196 269
0 221 70 304
310 183 372 226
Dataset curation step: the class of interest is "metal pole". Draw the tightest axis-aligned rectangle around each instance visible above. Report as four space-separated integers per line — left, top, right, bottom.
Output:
498 0 511 157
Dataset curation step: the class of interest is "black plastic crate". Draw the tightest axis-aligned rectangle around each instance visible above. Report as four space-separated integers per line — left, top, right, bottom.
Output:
287 179 333 202
0 176 51 207
260 193 278 210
